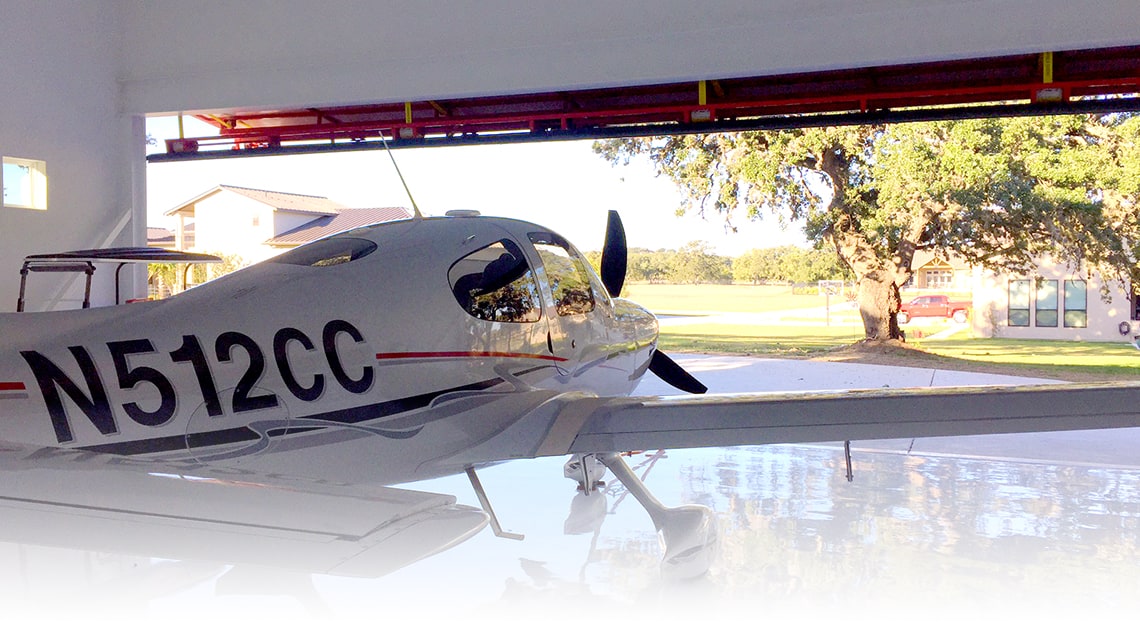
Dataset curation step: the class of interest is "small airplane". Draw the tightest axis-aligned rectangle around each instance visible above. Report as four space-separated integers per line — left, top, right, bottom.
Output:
3 210 1140 578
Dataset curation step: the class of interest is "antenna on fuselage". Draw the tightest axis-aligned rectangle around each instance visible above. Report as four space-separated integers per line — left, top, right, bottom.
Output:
379 132 423 219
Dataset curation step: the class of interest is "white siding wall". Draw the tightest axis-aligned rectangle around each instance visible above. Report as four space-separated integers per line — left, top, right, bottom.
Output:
971 258 1133 342
192 192 279 264
273 210 322 237
0 1 143 312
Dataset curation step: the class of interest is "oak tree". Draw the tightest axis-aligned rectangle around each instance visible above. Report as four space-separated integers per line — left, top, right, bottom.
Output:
596 115 1140 340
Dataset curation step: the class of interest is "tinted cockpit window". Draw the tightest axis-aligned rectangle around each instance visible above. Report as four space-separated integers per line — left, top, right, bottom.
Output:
448 240 541 323
274 237 378 267
528 231 596 316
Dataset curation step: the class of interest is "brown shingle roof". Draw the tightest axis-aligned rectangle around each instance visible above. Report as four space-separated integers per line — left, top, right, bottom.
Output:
264 207 413 245
147 227 175 247
218 185 346 215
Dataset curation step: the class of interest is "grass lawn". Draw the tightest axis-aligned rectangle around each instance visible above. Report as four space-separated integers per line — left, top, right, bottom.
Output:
661 326 1139 379
635 284 1140 379
660 324 864 356
625 283 827 314
914 337 1140 378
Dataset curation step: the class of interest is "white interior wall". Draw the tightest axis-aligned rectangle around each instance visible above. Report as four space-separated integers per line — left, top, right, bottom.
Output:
120 0 1140 115
2 0 1140 313
0 0 141 312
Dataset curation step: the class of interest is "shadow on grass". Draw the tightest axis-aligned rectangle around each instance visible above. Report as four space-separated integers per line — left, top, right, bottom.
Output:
663 332 1140 380
660 331 862 356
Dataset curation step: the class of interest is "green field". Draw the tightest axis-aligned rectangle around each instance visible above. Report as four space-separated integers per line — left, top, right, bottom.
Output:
624 283 827 314
630 283 1140 379
914 338 1140 377
660 325 863 355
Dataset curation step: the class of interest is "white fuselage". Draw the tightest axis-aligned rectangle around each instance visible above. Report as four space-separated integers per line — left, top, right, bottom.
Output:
0 216 657 484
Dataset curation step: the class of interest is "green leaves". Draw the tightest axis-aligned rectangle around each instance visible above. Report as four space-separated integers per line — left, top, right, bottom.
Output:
732 245 849 284
596 114 1140 339
600 115 1140 277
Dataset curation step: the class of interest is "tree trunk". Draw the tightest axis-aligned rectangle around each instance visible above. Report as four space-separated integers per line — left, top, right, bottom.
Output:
815 143 922 343
856 270 903 340
827 217 907 342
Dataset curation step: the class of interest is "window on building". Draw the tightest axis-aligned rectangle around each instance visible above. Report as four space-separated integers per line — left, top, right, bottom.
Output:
2 157 47 210
925 269 953 289
1064 279 1088 328
1035 279 1058 327
529 232 596 316
182 221 196 249
1008 280 1030 326
448 239 541 323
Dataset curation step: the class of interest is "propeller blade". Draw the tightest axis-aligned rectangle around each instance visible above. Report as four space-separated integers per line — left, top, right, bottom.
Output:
599 210 627 297
649 350 708 394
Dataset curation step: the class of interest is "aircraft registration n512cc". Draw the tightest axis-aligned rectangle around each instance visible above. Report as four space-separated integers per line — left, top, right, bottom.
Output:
3 210 1140 576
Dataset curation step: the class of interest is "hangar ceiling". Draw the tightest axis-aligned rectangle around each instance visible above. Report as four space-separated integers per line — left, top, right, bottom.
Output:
126 2 1140 161
153 46 1140 161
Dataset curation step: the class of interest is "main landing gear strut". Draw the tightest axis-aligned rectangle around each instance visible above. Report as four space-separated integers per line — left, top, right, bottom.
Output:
565 452 719 579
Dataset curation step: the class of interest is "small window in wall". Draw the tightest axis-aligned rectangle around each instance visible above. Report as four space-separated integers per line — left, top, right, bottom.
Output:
2 157 47 209
925 270 953 289
1008 280 1030 327
529 231 596 316
182 221 196 249
1035 279 1058 327
448 240 541 323
1064 279 1088 328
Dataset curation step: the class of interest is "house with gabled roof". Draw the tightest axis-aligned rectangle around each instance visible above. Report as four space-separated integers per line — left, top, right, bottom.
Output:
969 256 1138 343
146 227 175 248
263 207 416 247
906 250 973 291
161 185 411 264
899 248 1137 342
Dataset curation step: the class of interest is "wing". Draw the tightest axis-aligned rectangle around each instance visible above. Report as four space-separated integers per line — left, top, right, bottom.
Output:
526 381 1140 456
0 440 487 577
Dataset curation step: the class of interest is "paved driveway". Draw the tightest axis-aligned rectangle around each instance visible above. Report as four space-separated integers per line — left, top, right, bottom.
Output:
637 353 1140 468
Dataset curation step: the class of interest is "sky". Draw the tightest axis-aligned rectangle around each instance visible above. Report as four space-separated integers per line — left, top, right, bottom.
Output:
145 117 806 256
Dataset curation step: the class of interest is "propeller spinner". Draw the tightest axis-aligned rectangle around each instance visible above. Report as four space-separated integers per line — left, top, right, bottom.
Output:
600 211 708 395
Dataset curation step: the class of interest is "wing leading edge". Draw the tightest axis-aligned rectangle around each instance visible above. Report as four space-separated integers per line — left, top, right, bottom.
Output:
544 381 1140 456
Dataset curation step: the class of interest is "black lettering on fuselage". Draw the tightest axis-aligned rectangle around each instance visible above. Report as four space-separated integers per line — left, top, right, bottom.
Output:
108 339 177 427
170 334 222 417
274 327 325 402
323 319 374 394
215 331 279 413
21 320 374 444
20 347 116 443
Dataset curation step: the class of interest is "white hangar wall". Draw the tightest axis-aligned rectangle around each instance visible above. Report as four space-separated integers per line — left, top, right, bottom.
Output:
120 0 1140 114
3 0 1140 312
0 1 145 312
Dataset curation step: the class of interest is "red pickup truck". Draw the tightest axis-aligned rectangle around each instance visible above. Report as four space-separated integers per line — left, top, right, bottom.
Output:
898 294 970 324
